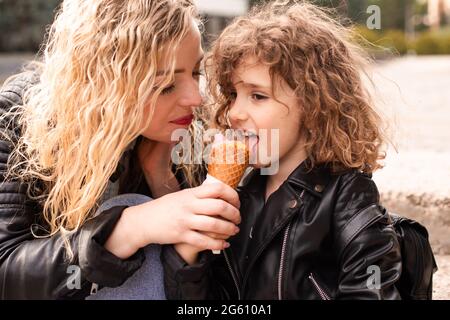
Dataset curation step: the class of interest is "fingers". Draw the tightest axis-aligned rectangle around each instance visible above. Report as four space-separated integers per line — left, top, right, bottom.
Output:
191 198 241 225
203 231 230 240
190 215 239 237
193 182 240 210
183 231 230 251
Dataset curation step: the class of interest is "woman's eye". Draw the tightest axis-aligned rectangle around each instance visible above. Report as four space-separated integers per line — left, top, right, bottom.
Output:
161 85 175 95
193 70 204 79
251 93 268 101
229 91 237 100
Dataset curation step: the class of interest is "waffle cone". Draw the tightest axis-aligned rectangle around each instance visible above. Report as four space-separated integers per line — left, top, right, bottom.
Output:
208 140 249 189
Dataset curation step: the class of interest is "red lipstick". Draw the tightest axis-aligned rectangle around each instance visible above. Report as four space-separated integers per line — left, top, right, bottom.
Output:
170 114 194 126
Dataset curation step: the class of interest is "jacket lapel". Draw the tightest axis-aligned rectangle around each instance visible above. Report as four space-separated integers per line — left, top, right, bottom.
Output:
237 161 334 283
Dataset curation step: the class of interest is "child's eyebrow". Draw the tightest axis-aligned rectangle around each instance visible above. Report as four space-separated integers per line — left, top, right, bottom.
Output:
233 80 271 90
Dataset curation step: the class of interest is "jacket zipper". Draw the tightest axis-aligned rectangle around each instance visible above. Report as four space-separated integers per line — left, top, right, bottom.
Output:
277 190 305 300
223 249 241 300
308 273 331 300
277 220 292 300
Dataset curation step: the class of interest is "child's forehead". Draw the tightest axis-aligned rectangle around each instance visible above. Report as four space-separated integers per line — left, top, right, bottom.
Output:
230 59 290 90
235 55 263 71
230 62 271 86
227 61 295 98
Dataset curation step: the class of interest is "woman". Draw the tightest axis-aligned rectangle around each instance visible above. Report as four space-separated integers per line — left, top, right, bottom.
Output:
0 0 240 299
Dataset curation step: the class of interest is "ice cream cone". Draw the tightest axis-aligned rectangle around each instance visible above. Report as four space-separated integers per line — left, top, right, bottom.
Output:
204 133 250 254
207 139 250 189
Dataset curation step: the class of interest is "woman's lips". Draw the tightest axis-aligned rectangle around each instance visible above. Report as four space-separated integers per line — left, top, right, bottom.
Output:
170 114 194 126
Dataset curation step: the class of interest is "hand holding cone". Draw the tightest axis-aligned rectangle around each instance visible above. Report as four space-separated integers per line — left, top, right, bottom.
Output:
204 133 250 254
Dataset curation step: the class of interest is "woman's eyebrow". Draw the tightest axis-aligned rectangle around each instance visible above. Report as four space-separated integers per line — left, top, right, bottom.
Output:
156 69 184 76
156 55 204 76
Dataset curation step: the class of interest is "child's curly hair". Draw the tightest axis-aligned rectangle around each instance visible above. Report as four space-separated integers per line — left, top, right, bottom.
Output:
206 0 386 174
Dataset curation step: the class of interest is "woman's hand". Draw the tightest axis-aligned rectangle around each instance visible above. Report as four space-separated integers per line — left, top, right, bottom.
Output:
105 182 241 259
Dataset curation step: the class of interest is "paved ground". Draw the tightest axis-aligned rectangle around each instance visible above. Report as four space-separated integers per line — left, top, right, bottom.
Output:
370 56 450 299
434 255 450 300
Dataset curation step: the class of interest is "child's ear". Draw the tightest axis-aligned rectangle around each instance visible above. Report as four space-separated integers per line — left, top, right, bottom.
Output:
298 118 310 135
297 106 305 122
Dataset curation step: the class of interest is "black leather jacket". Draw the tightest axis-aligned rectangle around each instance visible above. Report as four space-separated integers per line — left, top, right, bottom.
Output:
162 162 403 300
0 74 148 299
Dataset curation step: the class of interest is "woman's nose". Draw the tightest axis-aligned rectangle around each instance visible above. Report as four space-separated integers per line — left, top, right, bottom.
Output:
179 80 203 109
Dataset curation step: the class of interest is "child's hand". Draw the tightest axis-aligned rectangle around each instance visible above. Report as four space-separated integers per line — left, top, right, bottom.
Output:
175 218 239 265
173 243 205 265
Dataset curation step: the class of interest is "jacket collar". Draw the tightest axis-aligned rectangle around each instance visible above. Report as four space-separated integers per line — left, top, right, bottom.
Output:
233 160 336 283
240 159 334 198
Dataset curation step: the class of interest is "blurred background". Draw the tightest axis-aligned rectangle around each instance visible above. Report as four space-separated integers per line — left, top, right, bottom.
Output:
0 0 449 299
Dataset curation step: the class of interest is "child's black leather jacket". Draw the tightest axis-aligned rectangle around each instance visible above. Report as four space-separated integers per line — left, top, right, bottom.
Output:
162 162 402 300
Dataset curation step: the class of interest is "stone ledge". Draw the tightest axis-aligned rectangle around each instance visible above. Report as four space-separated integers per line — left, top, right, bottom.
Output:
433 255 450 300
381 191 450 255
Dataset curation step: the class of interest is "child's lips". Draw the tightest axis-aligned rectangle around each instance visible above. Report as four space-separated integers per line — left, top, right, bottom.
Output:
245 135 259 161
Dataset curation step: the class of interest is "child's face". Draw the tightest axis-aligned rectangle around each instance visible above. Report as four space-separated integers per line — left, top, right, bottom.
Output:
227 58 306 169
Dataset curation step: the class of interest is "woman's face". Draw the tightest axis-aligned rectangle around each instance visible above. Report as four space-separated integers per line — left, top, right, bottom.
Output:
227 57 306 170
142 22 204 143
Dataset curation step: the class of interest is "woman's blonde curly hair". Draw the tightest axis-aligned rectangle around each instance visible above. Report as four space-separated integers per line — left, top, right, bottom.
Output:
206 0 386 174
1 0 198 256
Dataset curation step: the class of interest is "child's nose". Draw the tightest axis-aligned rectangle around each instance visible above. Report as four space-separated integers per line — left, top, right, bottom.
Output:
228 100 248 124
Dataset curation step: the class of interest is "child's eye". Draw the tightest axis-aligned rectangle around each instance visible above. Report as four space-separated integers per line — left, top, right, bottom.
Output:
229 91 237 100
161 85 175 95
251 93 268 101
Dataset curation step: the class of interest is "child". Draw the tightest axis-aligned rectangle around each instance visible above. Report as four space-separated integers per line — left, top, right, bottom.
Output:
162 1 402 299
